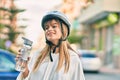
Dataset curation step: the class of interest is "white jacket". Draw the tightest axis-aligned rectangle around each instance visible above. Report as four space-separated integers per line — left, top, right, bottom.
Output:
17 50 85 80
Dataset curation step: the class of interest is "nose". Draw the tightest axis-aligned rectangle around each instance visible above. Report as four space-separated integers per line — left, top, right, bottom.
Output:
48 26 53 31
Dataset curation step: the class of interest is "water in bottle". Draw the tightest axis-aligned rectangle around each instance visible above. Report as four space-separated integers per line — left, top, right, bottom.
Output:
15 37 33 72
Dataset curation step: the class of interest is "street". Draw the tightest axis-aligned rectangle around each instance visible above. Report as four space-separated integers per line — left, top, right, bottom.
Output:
85 72 120 80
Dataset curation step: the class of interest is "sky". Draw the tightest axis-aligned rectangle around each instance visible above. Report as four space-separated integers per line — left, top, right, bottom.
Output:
15 0 62 45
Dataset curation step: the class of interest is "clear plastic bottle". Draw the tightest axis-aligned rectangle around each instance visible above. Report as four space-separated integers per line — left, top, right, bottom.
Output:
15 37 33 72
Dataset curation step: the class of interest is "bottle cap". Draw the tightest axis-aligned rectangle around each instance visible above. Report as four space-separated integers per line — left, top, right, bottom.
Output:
22 37 33 46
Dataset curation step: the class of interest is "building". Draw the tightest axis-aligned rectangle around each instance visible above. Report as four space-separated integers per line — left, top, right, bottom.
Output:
79 0 120 68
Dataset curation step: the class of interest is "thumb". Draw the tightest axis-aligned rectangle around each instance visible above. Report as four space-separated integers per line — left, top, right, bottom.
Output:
27 57 31 61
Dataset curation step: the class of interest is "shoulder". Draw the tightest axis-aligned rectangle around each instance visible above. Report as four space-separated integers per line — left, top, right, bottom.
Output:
69 49 80 62
30 49 42 59
69 49 79 57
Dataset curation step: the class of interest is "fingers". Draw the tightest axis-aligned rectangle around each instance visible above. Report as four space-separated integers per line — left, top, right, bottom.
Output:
15 49 31 62
27 57 30 61
15 49 22 61
18 49 21 52
15 54 21 61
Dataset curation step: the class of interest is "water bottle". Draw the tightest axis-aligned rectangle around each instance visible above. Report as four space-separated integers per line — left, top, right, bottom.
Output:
15 37 33 72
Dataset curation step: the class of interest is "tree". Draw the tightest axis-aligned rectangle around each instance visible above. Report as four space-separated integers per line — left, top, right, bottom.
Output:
68 29 84 44
0 0 26 53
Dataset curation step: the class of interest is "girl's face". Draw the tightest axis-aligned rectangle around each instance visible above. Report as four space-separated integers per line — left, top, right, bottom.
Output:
44 19 62 45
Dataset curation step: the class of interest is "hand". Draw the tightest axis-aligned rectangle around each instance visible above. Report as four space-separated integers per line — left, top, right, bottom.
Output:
15 49 30 62
15 49 30 72
15 49 30 78
15 49 22 62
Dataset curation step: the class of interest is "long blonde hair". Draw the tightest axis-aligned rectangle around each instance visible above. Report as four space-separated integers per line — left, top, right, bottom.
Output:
33 20 75 73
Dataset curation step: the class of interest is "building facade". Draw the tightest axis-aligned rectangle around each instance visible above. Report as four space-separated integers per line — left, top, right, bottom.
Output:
79 0 120 68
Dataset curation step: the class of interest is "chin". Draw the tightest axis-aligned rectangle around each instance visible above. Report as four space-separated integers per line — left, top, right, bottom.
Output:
47 38 54 41
47 38 59 42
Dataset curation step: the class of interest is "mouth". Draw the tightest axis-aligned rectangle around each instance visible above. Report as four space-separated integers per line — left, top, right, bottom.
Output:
47 32 55 36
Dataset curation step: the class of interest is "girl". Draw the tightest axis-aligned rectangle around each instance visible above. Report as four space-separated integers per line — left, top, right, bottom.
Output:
16 11 85 80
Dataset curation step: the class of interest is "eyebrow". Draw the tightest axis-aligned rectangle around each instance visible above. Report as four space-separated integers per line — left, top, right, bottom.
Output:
52 23 58 25
45 22 58 26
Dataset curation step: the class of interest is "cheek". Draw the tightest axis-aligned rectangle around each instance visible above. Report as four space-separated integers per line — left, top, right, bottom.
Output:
45 32 49 39
57 31 62 38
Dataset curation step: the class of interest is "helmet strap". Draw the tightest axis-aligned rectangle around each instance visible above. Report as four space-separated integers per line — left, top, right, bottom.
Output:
46 39 53 62
46 38 62 62
49 46 53 62
52 39 62 53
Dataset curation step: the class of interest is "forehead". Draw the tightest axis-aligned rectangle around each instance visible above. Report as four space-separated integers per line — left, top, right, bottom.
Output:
45 19 60 25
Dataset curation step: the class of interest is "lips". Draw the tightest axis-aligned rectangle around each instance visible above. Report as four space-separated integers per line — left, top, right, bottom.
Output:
47 31 55 36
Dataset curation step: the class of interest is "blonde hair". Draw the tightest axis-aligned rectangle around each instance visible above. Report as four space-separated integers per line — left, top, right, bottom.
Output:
33 20 74 73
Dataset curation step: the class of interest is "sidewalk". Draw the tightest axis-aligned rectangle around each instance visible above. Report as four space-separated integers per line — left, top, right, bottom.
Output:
100 65 120 74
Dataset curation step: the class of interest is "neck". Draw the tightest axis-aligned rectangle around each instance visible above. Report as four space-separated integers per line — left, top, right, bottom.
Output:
51 40 59 46
51 46 59 53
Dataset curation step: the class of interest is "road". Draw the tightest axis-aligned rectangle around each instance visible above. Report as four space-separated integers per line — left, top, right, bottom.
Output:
85 72 120 80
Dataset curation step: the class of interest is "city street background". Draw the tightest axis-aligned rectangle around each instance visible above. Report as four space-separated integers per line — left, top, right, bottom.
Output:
0 0 120 80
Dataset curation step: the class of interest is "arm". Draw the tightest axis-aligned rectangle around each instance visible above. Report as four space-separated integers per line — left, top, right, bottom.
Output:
72 57 85 80
15 53 30 80
16 61 30 80
22 66 29 78
16 50 41 80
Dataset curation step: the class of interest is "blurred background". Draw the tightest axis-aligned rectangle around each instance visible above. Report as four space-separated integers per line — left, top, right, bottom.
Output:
0 0 120 80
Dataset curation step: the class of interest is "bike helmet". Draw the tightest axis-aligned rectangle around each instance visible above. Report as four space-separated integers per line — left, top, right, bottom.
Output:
41 11 71 36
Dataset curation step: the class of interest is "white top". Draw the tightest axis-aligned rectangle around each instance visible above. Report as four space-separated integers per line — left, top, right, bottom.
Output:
17 50 85 80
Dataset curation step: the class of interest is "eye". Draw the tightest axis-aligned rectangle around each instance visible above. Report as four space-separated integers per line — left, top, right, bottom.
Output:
52 26 56 28
45 26 49 30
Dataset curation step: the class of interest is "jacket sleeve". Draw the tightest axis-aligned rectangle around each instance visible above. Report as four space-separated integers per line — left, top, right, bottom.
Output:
16 58 33 80
16 72 30 80
16 50 40 80
72 58 85 80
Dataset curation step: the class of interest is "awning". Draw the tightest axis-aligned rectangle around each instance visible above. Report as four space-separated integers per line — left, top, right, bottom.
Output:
79 0 120 24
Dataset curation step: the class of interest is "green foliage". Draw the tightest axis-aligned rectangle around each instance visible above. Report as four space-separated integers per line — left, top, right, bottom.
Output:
8 32 21 43
68 29 83 44
68 35 83 44
0 24 23 43
0 24 5 29
93 13 119 29
0 7 25 14
0 1 26 50
113 35 120 55
0 39 6 49
0 7 25 21
0 7 8 11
